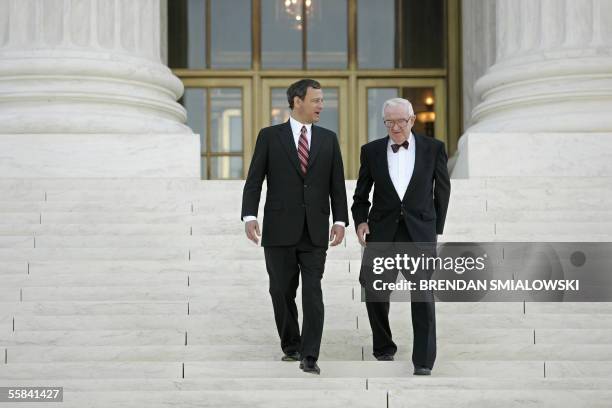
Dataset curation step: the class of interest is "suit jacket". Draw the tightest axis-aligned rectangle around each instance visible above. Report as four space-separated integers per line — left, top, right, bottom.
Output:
351 134 450 243
241 120 349 248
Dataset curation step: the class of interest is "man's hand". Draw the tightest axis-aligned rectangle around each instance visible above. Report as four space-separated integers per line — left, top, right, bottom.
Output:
356 222 370 247
329 224 345 247
245 220 261 245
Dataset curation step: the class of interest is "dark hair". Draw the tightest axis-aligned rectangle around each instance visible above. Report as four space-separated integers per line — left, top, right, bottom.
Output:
286 79 321 110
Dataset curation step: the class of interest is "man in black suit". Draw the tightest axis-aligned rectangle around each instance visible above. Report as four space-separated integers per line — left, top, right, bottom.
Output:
241 79 349 375
351 97 450 375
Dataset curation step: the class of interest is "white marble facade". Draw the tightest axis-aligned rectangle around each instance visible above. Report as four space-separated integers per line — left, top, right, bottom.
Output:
454 0 612 178
0 0 199 178
2 0 611 179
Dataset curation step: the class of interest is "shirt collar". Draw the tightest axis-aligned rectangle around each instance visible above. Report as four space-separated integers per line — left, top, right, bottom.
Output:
289 115 312 136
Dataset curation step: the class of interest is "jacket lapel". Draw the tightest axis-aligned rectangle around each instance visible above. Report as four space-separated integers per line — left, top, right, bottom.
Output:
402 134 429 202
376 136 400 201
278 121 303 178
307 125 323 173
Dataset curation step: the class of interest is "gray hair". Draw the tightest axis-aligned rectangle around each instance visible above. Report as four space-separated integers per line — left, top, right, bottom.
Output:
382 98 414 118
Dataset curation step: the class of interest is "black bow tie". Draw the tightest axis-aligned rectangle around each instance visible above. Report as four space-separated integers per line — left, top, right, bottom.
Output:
391 140 409 153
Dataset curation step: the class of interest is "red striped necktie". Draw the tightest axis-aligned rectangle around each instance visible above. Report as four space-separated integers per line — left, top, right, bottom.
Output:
298 125 309 175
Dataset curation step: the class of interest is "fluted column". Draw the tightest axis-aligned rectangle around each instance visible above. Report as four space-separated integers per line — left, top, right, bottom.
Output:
453 0 612 177
0 0 198 177
469 0 612 132
0 0 189 133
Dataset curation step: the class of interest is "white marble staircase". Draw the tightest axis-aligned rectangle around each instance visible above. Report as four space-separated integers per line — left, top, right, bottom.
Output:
1 178 612 407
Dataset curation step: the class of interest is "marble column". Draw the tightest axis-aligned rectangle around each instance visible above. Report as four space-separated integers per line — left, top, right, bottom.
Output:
0 0 199 177
453 0 612 177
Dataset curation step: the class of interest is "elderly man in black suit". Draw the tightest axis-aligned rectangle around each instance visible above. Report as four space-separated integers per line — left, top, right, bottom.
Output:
241 79 349 375
351 97 450 375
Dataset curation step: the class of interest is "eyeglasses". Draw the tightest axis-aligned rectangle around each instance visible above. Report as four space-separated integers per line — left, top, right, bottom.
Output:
383 117 413 128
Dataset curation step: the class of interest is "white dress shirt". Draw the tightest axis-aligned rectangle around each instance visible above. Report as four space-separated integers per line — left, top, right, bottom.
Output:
387 133 416 201
243 115 345 227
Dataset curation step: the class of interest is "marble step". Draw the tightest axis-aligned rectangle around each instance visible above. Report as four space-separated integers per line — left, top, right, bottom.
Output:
12 259 348 276
1 390 611 408
0 261 27 274
184 360 612 379
5 389 612 408
0 362 183 379
2 272 191 287
189 301 524 315
187 301 612 317
525 302 612 313
6 209 612 225
190 246 360 261
0 329 187 346
0 377 369 391
0 213 41 223
5 376 612 392
484 190 611 210
0 360 554 379
359 313 612 330
29 235 349 250
188 327 612 346
386 390 612 408
0 245 361 263
32 235 211 248
3 216 611 237
0 301 528 317
0 270 352 288
0 389 388 408
12 285 352 302
24 181 612 196
0 298 612 318
2 176 606 190
38 212 197 224
0 236 34 248
38 189 482 205
482 177 612 190
9 313 612 332
6 344 612 363
193 223 493 238
478 209 612 222
0 190 45 201
21 225 597 248
0 248 189 261
0 328 554 347
0 178 210 191
0 224 192 236
0 201 193 212
178 361 530 378
0 301 188 315
3 344 363 363
1 177 607 192
493 221 612 236
4 300 610 318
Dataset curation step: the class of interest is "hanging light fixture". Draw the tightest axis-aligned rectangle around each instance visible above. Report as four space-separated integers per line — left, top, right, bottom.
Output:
416 95 436 137
279 0 315 30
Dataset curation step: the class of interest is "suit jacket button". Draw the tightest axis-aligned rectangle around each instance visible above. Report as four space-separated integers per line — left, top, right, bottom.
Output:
395 219 399 223
304 184 308 188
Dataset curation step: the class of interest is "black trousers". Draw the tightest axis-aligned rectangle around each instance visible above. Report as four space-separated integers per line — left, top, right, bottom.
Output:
263 223 327 360
365 222 437 369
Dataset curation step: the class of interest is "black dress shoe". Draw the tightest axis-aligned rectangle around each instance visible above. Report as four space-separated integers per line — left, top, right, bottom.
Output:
375 354 394 361
413 366 432 376
300 357 320 375
281 351 301 362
